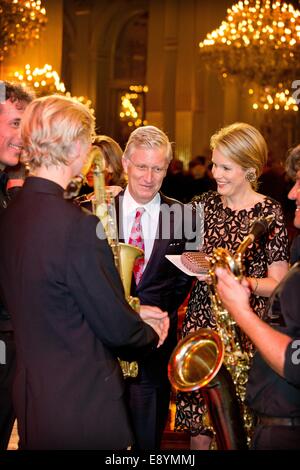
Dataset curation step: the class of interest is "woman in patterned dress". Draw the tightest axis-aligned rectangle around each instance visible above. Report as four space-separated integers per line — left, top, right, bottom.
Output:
175 122 289 449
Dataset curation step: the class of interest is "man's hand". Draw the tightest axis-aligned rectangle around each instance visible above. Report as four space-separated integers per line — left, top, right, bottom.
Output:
140 305 169 348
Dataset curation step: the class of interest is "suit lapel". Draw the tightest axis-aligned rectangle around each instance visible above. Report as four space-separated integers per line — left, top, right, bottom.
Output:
115 191 125 243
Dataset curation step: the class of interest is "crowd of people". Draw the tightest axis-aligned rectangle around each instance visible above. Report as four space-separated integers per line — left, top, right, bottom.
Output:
0 80 299 451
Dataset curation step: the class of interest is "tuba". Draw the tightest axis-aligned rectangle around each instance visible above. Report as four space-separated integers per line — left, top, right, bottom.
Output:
64 146 143 377
168 216 273 449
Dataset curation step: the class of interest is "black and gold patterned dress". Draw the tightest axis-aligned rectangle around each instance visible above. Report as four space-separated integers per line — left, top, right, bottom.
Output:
175 191 289 435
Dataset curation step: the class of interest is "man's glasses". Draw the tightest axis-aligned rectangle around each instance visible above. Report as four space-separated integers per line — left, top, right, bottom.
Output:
127 156 168 175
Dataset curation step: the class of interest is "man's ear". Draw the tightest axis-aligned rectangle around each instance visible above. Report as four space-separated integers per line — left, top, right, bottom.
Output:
75 139 91 162
69 139 82 161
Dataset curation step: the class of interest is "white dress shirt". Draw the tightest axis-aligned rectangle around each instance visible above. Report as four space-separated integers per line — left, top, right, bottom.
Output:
122 188 161 272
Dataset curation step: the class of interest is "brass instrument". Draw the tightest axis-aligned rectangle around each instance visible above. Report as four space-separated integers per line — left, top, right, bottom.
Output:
168 216 273 450
64 146 143 378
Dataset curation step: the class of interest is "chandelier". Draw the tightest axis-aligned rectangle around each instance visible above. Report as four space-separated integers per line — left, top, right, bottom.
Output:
248 82 299 110
0 0 47 62
199 0 300 110
119 85 148 128
14 64 66 94
13 63 95 114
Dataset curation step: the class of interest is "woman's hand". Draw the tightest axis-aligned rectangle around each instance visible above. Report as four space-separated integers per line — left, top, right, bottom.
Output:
195 273 210 282
139 305 169 347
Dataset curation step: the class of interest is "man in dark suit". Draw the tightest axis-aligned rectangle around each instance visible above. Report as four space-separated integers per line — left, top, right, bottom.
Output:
0 81 33 449
117 125 199 449
0 95 169 450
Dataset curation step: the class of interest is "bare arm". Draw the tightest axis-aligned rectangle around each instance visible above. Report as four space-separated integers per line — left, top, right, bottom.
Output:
247 259 288 297
215 267 291 377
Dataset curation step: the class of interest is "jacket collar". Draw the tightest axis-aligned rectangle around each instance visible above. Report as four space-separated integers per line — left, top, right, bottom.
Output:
22 176 64 196
0 170 8 194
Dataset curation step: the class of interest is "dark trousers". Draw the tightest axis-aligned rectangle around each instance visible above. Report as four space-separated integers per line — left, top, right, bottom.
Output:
251 425 300 450
0 331 16 450
125 368 171 450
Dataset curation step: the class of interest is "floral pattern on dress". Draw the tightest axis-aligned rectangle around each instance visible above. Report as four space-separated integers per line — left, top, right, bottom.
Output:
175 191 289 435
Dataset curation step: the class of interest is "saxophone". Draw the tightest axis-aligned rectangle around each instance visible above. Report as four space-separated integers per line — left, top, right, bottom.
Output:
168 216 273 449
64 146 143 378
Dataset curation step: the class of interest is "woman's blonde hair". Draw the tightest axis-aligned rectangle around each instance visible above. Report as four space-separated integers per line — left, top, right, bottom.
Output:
21 94 95 169
210 122 268 189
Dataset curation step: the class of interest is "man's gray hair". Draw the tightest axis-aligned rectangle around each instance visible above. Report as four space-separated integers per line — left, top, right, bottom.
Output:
123 125 173 163
286 145 300 180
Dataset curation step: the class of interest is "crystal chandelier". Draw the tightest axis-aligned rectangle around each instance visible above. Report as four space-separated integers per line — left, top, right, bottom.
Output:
248 82 299 111
119 85 148 128
14 63 66 95
0 0 47 62
13 63 95 114
14 63 65 94
199 0 300 110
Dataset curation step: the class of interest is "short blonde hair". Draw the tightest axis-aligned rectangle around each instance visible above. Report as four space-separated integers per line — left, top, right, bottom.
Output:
210 122 268 189
123 125 173 163
21 94 95 169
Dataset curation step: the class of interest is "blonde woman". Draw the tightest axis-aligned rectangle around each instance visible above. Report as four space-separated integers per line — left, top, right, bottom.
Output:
175 122 289 450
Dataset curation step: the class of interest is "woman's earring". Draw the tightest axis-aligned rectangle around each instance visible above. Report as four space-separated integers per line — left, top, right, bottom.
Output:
245 168 257 183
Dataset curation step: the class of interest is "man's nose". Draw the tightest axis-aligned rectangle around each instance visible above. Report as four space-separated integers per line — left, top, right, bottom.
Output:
14 126 22 140
143 167 153 182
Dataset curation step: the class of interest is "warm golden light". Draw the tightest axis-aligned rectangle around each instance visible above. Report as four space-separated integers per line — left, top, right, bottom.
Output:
65 92 95 115
14 64 66 95
120 85 148 128
251 84 299 111
199 0 300 112
0 0 47 62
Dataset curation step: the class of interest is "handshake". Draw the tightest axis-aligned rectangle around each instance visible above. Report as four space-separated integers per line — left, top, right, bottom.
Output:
139 305 170 348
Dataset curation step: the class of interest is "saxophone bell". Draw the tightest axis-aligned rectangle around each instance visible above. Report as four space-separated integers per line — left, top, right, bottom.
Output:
168 329 224 391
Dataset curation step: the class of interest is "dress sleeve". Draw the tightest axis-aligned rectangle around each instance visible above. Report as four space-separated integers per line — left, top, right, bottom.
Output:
264 199 289 265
